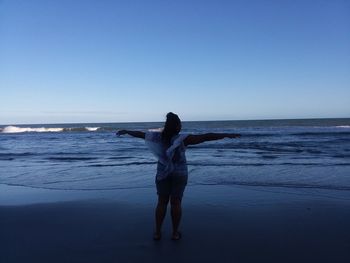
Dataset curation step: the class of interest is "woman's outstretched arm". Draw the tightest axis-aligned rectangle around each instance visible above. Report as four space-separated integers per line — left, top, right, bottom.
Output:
184 133 240 146
116 130 145 139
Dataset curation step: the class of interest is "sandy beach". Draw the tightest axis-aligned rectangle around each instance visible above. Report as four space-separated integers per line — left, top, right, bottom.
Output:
1 184 349 263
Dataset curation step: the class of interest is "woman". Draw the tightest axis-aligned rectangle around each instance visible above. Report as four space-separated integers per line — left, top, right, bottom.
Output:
116 112 241 241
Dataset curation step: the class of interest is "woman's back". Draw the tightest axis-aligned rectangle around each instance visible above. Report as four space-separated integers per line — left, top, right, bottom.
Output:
146 131 188 179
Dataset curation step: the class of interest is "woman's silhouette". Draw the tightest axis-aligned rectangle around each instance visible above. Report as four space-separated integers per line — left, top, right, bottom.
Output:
116 112 240 240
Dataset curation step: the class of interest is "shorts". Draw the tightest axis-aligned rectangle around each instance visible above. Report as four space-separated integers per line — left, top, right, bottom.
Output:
156 174 188 198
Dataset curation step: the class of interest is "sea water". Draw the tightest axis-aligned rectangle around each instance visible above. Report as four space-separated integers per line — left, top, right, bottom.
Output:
0 119 350 192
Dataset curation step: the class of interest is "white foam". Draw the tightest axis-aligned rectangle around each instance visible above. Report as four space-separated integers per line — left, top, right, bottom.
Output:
1 126 64 133
336 125 350 128
86 127 100 131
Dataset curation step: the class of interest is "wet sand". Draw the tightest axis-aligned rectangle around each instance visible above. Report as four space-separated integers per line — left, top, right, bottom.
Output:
1 184 350 263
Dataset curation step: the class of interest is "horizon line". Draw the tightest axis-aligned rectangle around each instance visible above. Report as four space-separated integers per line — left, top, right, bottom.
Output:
1 117 349 126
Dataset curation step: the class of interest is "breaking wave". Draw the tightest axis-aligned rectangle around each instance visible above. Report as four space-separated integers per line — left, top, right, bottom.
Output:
0 126 101 133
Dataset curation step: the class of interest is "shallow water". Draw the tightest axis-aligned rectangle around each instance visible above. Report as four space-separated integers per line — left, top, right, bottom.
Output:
1 119 350 191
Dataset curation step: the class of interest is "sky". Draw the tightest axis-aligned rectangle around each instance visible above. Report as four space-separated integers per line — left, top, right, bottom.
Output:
0 0 349 124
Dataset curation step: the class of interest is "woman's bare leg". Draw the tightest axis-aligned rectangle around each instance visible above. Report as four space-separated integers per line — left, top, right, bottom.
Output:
154 195 169 238
170 196 182 238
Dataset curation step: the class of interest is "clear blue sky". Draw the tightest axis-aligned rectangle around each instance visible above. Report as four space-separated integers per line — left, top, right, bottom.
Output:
1 0 349 124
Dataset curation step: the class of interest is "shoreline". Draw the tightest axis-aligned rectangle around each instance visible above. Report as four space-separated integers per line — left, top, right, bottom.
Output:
1 183 349 206
1 184 350 262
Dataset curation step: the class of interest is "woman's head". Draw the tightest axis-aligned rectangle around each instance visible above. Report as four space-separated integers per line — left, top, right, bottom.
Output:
162 112 181 143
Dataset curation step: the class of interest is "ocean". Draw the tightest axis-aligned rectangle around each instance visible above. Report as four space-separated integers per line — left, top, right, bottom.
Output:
1 119 350 192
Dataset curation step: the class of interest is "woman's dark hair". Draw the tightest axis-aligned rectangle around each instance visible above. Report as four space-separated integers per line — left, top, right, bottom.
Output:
162 112 181 145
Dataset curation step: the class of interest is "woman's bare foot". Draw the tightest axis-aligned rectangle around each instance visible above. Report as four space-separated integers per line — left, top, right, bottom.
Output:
153 232 162 241
171 231 182 241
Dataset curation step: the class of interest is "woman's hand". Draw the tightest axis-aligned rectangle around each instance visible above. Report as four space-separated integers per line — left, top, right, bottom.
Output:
115 130 145 139
116 130 127 136
227 133 241 139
